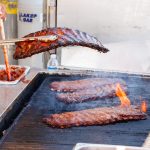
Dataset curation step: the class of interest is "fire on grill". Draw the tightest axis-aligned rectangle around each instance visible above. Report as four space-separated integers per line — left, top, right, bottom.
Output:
43 79 147 128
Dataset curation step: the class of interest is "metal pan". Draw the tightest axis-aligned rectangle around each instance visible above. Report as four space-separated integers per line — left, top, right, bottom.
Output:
73 143 150 150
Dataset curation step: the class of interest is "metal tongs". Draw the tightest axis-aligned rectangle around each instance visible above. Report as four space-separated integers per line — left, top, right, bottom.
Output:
0 35 58 46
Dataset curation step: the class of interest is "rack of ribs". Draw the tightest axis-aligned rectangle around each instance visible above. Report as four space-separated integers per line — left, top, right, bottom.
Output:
13 27 109 59
56 83 127 103
50 78 126 92
43 105 146 128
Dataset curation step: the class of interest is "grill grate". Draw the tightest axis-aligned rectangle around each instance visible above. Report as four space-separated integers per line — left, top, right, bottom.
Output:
0 71 150 150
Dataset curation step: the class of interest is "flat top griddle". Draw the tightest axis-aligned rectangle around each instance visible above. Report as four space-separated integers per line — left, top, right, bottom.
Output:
0 71 150 150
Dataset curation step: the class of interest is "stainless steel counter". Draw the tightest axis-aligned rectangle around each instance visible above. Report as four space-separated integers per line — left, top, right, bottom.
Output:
0 68 40 122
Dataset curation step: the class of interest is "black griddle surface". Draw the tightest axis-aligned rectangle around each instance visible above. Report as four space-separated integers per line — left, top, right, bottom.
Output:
0 72 150 150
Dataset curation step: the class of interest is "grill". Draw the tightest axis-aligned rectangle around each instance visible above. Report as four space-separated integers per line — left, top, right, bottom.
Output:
0 70 150 150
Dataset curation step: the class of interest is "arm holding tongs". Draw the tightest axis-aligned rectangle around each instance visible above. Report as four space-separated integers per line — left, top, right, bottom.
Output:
0 4 57 47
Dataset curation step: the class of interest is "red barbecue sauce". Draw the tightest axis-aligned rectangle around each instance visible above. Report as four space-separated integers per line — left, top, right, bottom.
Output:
0 66 26 81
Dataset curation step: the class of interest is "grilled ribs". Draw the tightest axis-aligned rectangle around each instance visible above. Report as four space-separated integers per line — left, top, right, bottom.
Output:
43 106 146 128
13 27 109 59
50 78 125 92
56 83 127 103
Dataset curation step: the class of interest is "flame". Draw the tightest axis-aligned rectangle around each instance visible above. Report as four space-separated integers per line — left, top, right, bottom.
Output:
141 101 147 113
116 83 131 107
116 84 147 113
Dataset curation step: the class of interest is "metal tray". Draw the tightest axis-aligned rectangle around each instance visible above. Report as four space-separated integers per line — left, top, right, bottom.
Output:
0 65 30 85
73 143 150 150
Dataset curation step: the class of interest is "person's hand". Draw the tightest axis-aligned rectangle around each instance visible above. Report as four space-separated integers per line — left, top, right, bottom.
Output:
0 4 6 20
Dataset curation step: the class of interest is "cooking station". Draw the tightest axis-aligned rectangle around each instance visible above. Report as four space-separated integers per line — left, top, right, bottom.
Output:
0 1 150 149
0 67 149 150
